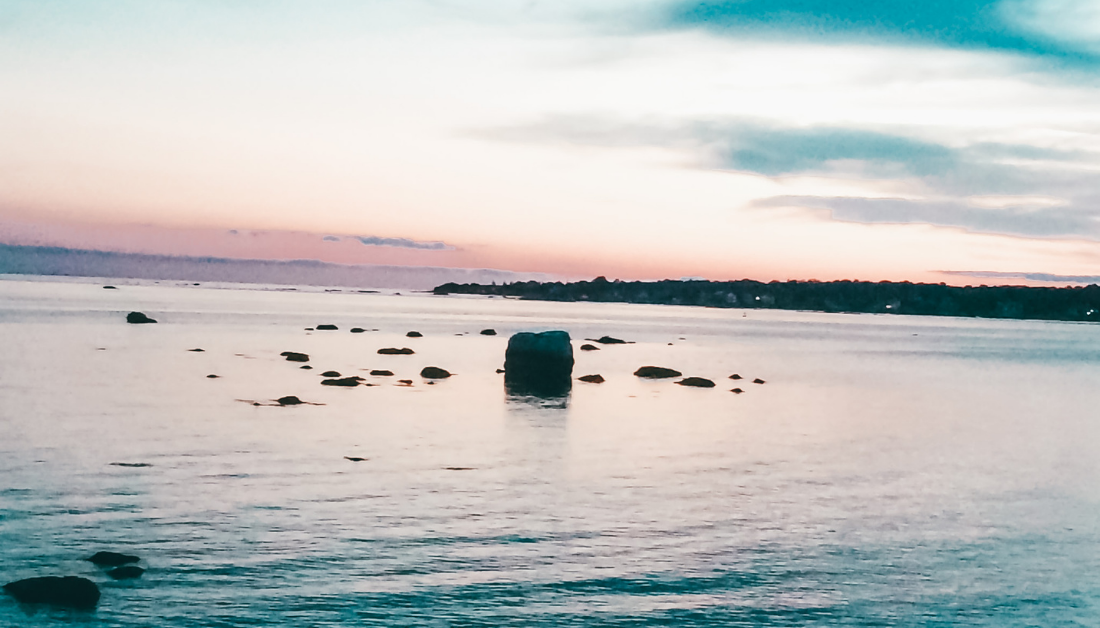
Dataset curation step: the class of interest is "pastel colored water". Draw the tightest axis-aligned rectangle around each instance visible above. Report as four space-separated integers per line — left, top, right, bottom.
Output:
2 277 1100 626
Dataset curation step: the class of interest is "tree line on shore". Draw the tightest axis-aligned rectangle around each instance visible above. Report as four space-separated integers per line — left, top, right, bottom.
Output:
433 277 1100 323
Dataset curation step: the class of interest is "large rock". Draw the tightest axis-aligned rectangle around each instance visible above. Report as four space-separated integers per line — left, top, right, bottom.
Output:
126 311 156 324
504 331 574 396
3 576 100 609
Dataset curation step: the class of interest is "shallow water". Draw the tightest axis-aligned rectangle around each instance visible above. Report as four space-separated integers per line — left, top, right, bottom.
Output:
2 277 1100 626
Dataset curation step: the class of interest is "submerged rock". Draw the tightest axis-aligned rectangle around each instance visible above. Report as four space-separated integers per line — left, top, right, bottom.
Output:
676 377 715 388
126 311 157 324
634 366 682 379
504 331 574 396
282 352 309 363
321 377 362 387
316 324 338 331
593 335 627 344
87 551 140 566
406 331 423 338
3 576 100 609
578 374 605 384
420 366 452 379
106 566 144 580
378 347 414 355
276 396 305 406
580 344 600 351
370 369 394 376
480 329 497 336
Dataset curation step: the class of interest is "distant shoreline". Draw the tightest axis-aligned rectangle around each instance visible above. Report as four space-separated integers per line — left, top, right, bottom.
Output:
433 277 1100 324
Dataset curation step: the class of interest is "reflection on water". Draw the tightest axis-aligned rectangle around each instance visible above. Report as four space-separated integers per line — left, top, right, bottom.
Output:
2 277 1100 626
504 382 572 409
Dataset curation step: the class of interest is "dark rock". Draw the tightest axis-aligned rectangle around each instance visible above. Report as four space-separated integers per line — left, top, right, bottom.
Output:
3 576 100 609
188 348 204 352
305 328 314 331
594 336 627 344
103 285 117 289
480 329 497 335
370 370 394 376
495 368 505 374
316 324 338 330
730 388 744 394
344 456 367 462
321 371 341 377
282 352 309 362
580 344 600 351
87 551 139 566
676 377 715 388
107 566 144 580
126 311 157 324
578 374 605 383
350 328 366 333
397 379 414 386
277 396 304 406
109 462 151 468
378 347 414 355
420 366 452 379
504 331 574 396
753 378 766 384
634 366 682 379
322 377 361 387
406 331 423 337
729 374 742 380
300 365 312 370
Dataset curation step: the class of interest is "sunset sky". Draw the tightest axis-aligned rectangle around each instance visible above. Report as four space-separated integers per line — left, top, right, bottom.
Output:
4 1 1100 284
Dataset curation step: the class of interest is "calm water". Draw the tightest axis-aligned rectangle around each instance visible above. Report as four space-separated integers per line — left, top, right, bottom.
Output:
2 277 1100 626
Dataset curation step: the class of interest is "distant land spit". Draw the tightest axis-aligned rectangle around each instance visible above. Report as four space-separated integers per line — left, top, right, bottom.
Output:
433 277 1100 323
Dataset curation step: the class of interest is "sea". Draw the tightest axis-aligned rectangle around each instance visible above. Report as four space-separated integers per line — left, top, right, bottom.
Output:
2 275 1100 626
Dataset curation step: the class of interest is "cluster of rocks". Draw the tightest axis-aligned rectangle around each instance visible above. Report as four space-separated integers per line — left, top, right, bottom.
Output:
3 551 144 610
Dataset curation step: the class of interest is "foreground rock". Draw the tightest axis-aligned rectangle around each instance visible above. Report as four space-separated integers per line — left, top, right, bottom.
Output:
87 551 140 566
504 331 574 396
378 347 414 355
126 311 157 324
281 351 309 362
3 576 100 609
578 374 605 383
676 377 715 388
420 366 452 379
107 566 144 580
634 366 682 379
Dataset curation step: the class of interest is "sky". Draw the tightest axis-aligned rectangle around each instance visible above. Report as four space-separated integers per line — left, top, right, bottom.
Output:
3 0 1100 285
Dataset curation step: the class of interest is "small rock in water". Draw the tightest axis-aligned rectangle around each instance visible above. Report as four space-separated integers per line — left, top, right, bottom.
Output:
578 374 605 383
676 377 715 388
350 328 366 333
305 328 314 331
103 285 117 289
3 576 100 609
87 551 140 566
316 324 338 330
730 388 744 394
753 378 766 384
207 374 220 378
300 365 312 370
321 371 341 377
594 336 628 344
370 370 394 376
322 377 361 387
634 366 682 379
276 396 305 406
378 347 414 355
282 351 309 362
126 311 157 324
397 379 414 386
495 368 505 374
406 331 423 337
109 462 152 468
729 374 742 380
188 348 204 352
420 366 452 379
107 566 144 580
480 329 497 336
344 456 367 462
580 344 600 351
